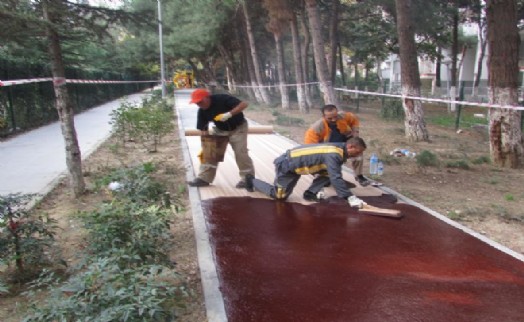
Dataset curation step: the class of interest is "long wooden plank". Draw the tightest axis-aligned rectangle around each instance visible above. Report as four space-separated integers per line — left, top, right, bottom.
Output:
184 125 273 136
358 204 403 218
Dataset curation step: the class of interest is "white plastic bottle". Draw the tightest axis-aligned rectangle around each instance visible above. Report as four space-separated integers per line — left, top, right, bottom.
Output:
369 153 378 175
377 161 384 176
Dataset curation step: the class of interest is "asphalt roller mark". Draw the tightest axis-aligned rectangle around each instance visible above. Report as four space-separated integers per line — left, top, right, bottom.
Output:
202 196 524 322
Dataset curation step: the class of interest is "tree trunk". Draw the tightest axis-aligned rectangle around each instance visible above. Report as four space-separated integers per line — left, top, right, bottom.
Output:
43 0 85 197
472 26 487 98
242 1 271 104
290 14 308 113
305 0 337 105
299 11 313 109
486 0 523 168
450 9 459 112
395 0 429 142
274 33 290 109
328 0 340 86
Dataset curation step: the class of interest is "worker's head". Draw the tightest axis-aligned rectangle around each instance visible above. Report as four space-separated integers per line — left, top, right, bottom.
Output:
321 104 338 124
190 89 211 109
345 136 366 157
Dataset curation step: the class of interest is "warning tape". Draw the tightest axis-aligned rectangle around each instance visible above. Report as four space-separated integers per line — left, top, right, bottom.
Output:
0 77 161 87
0 78 54 87
233 81 321 89
335 87 524 111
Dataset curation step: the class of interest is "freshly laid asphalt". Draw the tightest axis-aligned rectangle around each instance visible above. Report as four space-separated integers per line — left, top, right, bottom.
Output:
0 92 150 197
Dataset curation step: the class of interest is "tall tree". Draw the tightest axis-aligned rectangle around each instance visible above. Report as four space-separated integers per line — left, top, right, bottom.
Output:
305 0 337 105
394 0 429 141
241 0 271 104
486 0 523 167
263 0 292 110
42 0 85 196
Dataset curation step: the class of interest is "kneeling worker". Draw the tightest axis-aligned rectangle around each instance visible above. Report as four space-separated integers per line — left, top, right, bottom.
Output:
244 137 367 208
304 104 370 187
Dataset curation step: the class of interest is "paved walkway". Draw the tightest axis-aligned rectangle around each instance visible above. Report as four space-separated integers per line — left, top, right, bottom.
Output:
0 92 151 196
176 90 524 322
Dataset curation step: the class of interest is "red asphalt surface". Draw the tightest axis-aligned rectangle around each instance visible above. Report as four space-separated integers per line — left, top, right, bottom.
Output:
203 194 524 322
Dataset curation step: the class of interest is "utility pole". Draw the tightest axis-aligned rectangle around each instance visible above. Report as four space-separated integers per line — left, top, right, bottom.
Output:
157 0 166 98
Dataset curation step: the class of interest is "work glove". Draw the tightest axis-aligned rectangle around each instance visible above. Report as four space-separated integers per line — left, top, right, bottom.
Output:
348 195 366 208
197 149 203 163
214 112 232 122
316 189 325 200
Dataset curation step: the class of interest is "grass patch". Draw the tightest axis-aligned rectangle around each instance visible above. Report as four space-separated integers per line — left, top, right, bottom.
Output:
415 150 439 167
472 155 490 164
445 160 470 170
272 110 305 126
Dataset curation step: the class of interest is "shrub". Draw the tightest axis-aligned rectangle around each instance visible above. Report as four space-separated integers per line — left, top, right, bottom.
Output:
23 258 181 322
472 155 491 165
96 163 167 206
76 201 174 267
415 150 439 167
110 98 174 152
445 160 470 170
0 194 60 280
380 99 404 120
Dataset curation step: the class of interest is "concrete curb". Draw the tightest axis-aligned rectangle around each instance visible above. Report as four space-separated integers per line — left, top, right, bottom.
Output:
174 94 228 322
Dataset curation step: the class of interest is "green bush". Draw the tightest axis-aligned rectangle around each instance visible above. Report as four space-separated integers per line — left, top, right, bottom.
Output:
415 150 439 167
0 194 60 280
110 97 174 152
96 163 166 206
445 160 470 170
472 155 491 165
380 99 404 120
23 258 181 322
77 201 174 267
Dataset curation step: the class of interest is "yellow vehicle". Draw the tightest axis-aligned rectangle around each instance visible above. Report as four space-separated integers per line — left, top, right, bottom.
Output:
173 70 195 88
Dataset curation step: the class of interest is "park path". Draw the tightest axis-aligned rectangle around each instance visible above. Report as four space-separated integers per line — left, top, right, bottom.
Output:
0 91 151 196
176 90 524 322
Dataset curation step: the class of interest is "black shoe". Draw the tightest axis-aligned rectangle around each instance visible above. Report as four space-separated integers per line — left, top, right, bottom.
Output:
303 190 320 202
187 178 210 187
235 181 247 188
355 175 370 187
244 174 254 192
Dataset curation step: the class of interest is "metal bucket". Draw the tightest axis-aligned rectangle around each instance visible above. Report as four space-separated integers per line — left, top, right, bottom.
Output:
201 135 229 163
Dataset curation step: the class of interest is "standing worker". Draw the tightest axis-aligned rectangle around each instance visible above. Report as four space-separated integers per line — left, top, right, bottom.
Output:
304 104 370 187
187 89 255 188
244 137 368 207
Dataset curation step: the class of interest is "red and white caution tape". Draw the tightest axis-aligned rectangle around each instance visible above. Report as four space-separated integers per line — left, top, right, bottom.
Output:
0 78 54 87
232 81 321 89
335 87 524 111
0 77 160 87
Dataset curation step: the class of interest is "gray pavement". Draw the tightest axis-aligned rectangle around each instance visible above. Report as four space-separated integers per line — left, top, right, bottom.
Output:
0 91 152 196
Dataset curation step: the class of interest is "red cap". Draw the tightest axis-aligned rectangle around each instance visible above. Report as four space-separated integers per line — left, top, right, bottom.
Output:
189 89 210 104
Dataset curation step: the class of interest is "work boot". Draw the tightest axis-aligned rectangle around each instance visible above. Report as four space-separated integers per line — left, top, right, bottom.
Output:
235 180 246 189
355 175 370 187
303 190 321 202
244 174 254 192
187 178 210 187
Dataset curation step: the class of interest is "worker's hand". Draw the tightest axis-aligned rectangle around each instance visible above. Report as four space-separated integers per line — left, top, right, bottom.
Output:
214 112 232 122
316 189 325 200
197 149 203 163
348 195 366 208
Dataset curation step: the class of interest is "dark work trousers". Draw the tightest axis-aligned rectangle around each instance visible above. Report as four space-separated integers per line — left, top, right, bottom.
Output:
252 155 331 200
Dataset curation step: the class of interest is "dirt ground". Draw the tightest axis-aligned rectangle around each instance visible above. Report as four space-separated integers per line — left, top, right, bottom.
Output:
1 96 523 321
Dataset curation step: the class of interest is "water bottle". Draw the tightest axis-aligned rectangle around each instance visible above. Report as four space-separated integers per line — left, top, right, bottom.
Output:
369 153 378 175
377 161 384 176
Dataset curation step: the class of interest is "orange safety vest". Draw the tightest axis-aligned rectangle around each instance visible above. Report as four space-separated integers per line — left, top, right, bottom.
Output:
304 112 360 144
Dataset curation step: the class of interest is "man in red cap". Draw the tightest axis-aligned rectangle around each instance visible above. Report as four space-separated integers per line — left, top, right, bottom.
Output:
187 88 255 189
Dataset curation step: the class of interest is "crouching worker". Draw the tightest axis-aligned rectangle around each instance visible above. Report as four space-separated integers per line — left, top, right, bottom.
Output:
244 137 368 208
